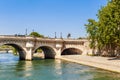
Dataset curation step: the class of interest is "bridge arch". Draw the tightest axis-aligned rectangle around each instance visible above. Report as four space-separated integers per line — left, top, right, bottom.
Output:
61 47 82 55
0 43 26 60
34 45 56 59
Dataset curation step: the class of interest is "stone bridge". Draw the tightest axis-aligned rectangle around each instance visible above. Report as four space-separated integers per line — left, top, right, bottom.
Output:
0 35 91 60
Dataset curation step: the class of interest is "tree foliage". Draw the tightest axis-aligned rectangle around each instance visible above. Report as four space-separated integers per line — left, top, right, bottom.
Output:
85 0 120 57
37 48 43 53
29 32 44 38
12 48 18 55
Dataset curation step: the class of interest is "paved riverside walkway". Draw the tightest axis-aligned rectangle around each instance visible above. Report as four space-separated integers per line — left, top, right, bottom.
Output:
60 55 120 73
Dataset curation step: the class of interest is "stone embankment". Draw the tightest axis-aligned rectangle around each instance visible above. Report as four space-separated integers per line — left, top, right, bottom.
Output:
60 55 120 73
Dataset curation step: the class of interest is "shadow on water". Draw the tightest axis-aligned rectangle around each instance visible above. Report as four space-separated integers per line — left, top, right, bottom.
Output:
33 56 45 60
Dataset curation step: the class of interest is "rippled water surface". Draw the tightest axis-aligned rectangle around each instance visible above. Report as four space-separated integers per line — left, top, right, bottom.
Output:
0 53 120 80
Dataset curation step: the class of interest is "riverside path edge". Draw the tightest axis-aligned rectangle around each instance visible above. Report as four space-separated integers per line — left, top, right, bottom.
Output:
59 55 120 73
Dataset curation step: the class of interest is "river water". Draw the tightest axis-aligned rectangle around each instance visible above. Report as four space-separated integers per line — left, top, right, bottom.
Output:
0 53 120 80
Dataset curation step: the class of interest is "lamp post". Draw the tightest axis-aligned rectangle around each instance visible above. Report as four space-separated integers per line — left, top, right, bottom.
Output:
25 28 27 36
55 32 57 38
60 32 62 39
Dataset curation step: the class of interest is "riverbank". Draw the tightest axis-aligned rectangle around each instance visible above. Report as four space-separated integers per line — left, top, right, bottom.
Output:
60 55 120 73
0 51 7 53
0 50 13 53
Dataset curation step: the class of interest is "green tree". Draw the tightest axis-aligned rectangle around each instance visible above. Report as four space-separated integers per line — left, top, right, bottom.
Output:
85 0 120 57
12 48 18 55
36 48 43 53
85 19 98 48
29 32 44 38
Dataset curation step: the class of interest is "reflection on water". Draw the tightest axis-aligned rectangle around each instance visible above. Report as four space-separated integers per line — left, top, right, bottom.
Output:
0 53 120 80
16 61 33 77
54 59 62 75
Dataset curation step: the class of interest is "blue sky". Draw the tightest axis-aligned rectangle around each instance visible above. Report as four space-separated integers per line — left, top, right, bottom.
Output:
0 0 107 38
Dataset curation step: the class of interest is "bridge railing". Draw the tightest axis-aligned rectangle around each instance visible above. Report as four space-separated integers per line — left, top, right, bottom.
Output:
0 35 88 41
0 34 27 36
